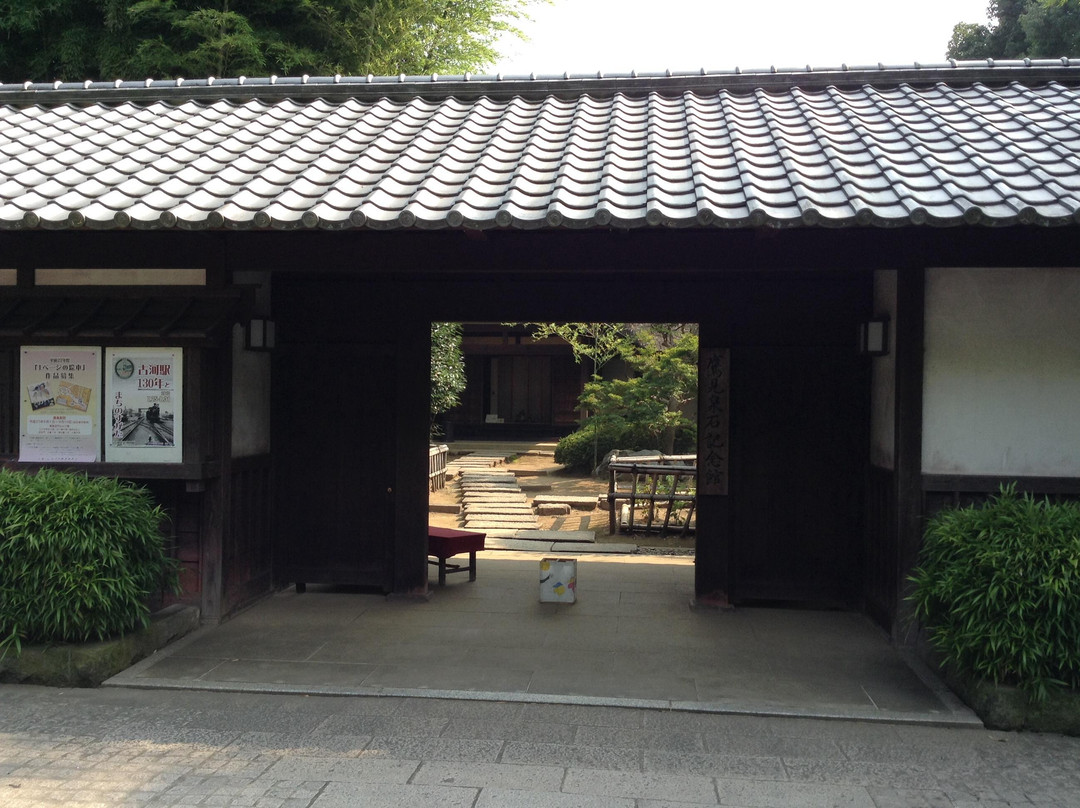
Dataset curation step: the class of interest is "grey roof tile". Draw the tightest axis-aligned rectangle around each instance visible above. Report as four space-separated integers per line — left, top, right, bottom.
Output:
5 68 1080 230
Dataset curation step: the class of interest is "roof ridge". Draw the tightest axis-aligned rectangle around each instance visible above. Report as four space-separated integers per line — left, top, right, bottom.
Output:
4 59 1080 103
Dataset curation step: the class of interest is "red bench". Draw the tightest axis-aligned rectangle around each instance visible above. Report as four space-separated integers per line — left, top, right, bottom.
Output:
427 526 486 586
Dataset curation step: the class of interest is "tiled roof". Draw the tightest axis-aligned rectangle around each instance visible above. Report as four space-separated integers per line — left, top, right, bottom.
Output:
2 61 1080 231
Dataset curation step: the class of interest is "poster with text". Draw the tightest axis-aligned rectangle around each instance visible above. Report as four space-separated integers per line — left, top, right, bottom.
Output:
19 347 101 462
105 348 183 464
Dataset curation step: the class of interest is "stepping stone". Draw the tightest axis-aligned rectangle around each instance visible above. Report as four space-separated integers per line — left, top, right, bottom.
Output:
429 504 461 514
536 503 571 516
532 495 600 510
514 530 596 543
518 482 553 492
464 507 535 515
466 516 540 527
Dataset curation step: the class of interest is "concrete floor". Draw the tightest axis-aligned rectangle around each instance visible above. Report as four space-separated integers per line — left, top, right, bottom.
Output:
109 552 979 727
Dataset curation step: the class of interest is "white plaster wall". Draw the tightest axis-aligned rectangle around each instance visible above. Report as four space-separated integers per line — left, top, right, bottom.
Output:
231 272 272 457
923 267 1080 477
870 269 897 469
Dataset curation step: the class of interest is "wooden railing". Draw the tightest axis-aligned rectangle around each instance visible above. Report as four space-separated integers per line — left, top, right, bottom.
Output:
607 455 697 536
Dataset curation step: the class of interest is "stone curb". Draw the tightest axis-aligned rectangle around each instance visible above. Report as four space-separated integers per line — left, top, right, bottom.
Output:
0 604 200 688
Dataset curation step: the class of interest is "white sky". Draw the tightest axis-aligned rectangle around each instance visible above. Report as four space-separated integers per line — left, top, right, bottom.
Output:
493 0 993 75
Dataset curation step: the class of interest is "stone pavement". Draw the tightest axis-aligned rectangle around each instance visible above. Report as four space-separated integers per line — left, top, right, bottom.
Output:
1 685 1079 807
105 554 975 726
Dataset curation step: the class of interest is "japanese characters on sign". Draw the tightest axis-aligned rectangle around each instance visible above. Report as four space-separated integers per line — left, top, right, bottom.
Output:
700 347 730 496
18 346 184 464
105 349 183 464
19 348 101 462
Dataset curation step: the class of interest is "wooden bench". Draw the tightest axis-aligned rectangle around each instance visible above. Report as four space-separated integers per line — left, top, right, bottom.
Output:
427 526 485 586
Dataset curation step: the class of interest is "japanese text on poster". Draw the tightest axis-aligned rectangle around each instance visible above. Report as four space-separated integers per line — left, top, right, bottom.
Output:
104 349 183 464
19 347 101 462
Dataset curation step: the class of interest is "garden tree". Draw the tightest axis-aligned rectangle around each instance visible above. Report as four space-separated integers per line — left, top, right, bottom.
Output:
512 322 628 469
517 323 699 470
946 0 1080 59
580 325 698 456
0 0 538 82
430 321 466 441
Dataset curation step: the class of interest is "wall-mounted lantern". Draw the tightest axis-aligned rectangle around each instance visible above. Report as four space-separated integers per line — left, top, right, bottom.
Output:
858 318 889 356
246 318 276 351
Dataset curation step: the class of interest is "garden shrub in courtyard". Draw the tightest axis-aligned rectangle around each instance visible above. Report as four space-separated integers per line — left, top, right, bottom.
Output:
909 484 1080 701
0 469 179 656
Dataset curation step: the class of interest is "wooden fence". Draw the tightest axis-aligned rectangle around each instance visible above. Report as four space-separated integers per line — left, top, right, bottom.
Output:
606 454 697 536
429 444 449 491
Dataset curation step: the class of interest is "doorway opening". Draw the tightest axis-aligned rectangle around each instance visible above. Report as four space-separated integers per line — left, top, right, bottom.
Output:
428 321 700 560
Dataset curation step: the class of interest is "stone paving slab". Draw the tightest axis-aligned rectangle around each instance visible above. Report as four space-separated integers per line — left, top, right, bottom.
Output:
515 530 596 543
532 495 600 510
518 482 554 492
466 516 541 526
551 542 637 554
479 530 530 540
6 685 1064 808
484 538 557 551
465 508 536 516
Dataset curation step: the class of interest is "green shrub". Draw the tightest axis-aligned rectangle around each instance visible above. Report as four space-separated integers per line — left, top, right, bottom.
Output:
909 484 1080 701
554 424 697 473
554 427 624 472
0 469 180 656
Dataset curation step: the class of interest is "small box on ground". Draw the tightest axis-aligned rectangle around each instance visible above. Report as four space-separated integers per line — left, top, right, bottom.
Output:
540 557 577 603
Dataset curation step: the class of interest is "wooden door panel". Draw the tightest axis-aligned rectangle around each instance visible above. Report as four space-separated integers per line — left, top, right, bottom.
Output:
732 347 866 605
274 345 395 590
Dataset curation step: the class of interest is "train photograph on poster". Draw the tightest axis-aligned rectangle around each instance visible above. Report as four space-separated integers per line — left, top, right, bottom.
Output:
105 348 183 464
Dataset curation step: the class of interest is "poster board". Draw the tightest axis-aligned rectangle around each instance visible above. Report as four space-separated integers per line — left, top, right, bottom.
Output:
105 348 183 464
19 347 101 462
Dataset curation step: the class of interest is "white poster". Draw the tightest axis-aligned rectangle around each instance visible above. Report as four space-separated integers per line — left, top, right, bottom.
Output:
19 347 101 462
105 348 183 463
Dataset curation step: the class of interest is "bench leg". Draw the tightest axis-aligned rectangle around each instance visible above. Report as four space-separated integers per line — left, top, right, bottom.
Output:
439 558 447 587
468 551 477 581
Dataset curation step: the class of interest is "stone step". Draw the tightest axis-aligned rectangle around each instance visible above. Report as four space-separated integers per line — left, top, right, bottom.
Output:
466 521 542 530
463 506 535 514
518 482 553 492
466 516 540 526
532 494 599 510
429 504 461 514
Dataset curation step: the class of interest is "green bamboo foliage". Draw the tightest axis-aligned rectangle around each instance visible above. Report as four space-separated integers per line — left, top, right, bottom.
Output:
0 469 180 656
909 484 1080 702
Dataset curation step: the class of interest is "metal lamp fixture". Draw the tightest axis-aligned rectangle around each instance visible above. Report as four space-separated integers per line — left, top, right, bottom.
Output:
246 318 276 351
858 318 889 356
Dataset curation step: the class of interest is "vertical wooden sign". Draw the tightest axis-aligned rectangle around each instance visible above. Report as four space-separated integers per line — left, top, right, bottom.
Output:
700 347 730 496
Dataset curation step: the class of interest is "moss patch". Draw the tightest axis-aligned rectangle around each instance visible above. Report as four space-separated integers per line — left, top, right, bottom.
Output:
948 673 1080 735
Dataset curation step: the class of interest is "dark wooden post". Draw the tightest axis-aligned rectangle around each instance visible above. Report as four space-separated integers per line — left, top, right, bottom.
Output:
893 266 924 640
393 317 432 596
694 323 733 607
